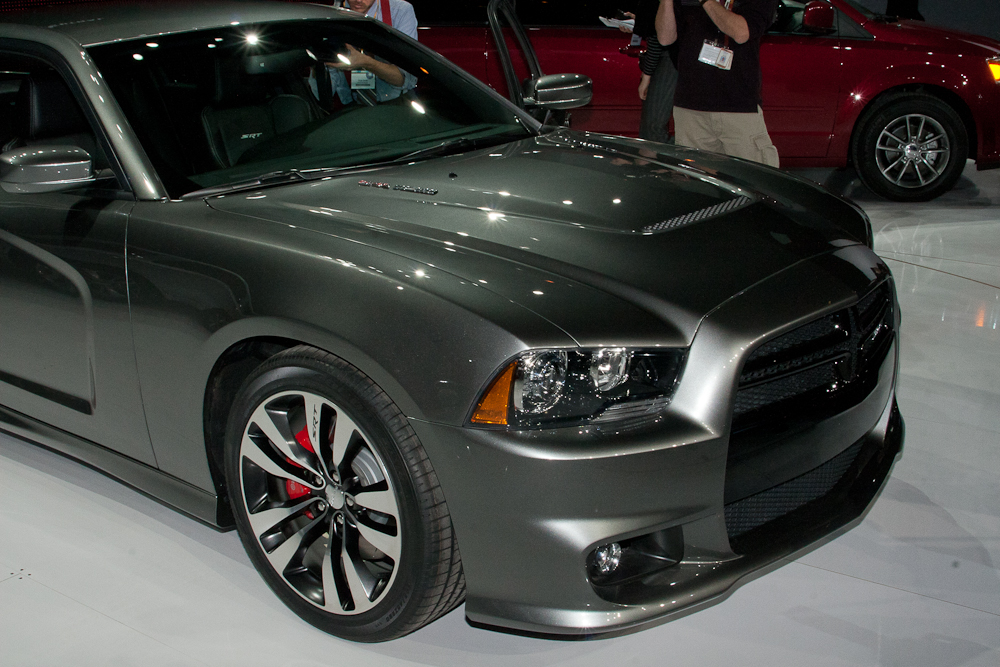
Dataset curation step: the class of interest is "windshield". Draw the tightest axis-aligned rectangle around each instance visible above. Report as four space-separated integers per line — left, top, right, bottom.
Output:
837 0 877 20
88 18 534 198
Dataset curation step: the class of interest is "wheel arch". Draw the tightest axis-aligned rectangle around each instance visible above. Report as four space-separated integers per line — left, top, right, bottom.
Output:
199 324 431 527
848 83 977 164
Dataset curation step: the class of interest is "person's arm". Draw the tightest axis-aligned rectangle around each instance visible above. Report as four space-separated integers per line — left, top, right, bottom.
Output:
701 0 750 44
656 0 678 45
329 45 405 87
639 73 652 100
639 37 663 100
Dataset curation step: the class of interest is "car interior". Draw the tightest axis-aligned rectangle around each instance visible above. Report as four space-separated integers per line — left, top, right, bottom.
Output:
83 21 512 197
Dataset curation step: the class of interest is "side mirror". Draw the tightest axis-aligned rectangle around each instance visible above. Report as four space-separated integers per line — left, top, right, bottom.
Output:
523 73 593 110
802 1 836 34
1 146 95 194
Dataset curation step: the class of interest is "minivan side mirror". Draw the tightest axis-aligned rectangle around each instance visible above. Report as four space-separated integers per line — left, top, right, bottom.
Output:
802 1 836 34
0 145 95 194
523 73 594 110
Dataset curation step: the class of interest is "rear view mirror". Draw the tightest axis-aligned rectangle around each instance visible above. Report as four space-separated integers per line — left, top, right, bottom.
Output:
802 1 836 34
0 146 95 194
523 73 593 110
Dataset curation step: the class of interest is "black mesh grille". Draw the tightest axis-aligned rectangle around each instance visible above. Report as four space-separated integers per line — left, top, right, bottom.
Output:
725 439 864 539
723 281 895 543
733 281 894 428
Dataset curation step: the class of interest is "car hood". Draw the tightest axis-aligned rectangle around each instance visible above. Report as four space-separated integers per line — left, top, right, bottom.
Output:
868 18 1000 56
207 130 870 344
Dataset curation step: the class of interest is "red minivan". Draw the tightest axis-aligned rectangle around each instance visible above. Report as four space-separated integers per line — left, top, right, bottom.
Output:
417 0 1000 201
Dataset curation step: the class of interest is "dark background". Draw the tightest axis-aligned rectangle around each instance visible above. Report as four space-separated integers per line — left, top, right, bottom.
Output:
1 0 997 41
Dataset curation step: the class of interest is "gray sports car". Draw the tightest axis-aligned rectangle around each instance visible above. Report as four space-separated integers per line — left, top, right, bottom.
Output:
0 0 902 642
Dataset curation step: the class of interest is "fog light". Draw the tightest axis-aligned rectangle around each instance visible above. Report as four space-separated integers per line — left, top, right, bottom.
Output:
593 542 622 575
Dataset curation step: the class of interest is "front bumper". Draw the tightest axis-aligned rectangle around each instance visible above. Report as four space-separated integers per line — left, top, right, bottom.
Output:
975 76 1000 170
410 245 903 637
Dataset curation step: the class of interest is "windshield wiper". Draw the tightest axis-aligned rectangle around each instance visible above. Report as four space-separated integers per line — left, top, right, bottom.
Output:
387 131 531 165
387 138 484 164
182 169 330 200
183 132 532 199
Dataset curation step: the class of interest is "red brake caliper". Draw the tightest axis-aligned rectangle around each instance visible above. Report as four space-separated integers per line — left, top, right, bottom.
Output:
285 426 316 500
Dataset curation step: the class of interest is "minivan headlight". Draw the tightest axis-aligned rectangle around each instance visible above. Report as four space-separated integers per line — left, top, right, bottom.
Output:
469 348 686 429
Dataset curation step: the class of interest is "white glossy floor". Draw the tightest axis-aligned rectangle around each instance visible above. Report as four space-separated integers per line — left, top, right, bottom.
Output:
2 163 999 666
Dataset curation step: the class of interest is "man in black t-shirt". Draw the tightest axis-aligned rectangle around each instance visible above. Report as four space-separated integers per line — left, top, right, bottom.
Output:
660 0 779 166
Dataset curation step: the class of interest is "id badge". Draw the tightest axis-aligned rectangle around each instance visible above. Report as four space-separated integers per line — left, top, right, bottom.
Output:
698 40 734 70
351 70 376 90
716 47 734 71
698 41 723 66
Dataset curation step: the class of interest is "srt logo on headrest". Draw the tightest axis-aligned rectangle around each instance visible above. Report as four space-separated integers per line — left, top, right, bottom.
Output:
241 133 264 140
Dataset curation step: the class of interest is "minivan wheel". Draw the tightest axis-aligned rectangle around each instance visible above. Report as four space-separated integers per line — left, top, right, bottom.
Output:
852 93 968 202
224 346 464 641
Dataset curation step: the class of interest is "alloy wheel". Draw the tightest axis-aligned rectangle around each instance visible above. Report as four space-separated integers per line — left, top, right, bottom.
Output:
237 390 401 614
875 113 951 190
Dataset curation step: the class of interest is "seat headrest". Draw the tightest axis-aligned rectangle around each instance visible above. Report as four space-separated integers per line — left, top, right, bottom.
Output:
17 72 90 141
210 58 270 107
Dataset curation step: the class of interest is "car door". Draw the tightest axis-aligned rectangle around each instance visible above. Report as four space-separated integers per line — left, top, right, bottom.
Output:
416 1 491 83
760 0 844 161
422 0 638 135
500 0 640 135
0 48 156 465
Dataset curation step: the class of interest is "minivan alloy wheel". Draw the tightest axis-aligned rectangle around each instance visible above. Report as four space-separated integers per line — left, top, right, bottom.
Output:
853 92 968 202
875 113 950 189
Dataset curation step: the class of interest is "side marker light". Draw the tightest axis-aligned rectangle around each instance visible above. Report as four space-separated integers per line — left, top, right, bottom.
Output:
470 362 516 425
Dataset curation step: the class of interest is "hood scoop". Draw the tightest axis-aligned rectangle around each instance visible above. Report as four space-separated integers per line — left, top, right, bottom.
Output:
643 195 754 234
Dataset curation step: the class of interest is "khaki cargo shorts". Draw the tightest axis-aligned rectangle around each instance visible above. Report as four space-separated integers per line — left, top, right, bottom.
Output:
674 106 780 168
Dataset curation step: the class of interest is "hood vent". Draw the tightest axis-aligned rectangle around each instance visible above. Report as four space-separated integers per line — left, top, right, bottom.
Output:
643 196 753 234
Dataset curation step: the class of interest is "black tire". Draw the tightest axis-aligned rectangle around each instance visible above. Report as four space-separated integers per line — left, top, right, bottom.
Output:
852 92 968 202
223 345 465 642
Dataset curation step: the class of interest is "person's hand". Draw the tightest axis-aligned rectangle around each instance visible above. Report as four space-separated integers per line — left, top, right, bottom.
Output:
619 11 635 33
639 73 651 101
328 44 371 70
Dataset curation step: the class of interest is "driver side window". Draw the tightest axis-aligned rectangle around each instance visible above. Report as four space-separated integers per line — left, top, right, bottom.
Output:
767 0 838 36
0 52 120 193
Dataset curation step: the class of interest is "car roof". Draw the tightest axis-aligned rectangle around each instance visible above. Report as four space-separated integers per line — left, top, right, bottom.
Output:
0 0 349 47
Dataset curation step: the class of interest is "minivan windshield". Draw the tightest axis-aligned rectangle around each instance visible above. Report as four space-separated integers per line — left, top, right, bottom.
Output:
88 18 534 198
838 0 877 20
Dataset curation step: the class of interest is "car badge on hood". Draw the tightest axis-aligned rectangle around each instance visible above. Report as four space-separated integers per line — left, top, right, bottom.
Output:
358 180 438 196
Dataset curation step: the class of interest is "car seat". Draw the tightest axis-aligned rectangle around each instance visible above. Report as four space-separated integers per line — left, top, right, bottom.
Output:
200 58 313 169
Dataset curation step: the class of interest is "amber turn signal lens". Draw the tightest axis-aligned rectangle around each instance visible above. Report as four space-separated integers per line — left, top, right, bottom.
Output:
990 62 1000 82
470 362 516 425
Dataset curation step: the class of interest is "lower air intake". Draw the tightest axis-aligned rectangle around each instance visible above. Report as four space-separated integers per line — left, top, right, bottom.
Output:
724 438 864 540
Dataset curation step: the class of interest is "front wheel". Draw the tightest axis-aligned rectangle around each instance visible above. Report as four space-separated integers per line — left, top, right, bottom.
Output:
852 93 968 202
223 346 464 641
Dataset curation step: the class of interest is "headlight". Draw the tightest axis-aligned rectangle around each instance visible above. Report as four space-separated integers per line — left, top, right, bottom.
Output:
469 348 686 430
989 57 1000 83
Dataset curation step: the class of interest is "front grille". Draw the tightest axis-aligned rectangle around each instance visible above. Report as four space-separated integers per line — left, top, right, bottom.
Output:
724 438 864 539
732 280 895 430
722 280 896 546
